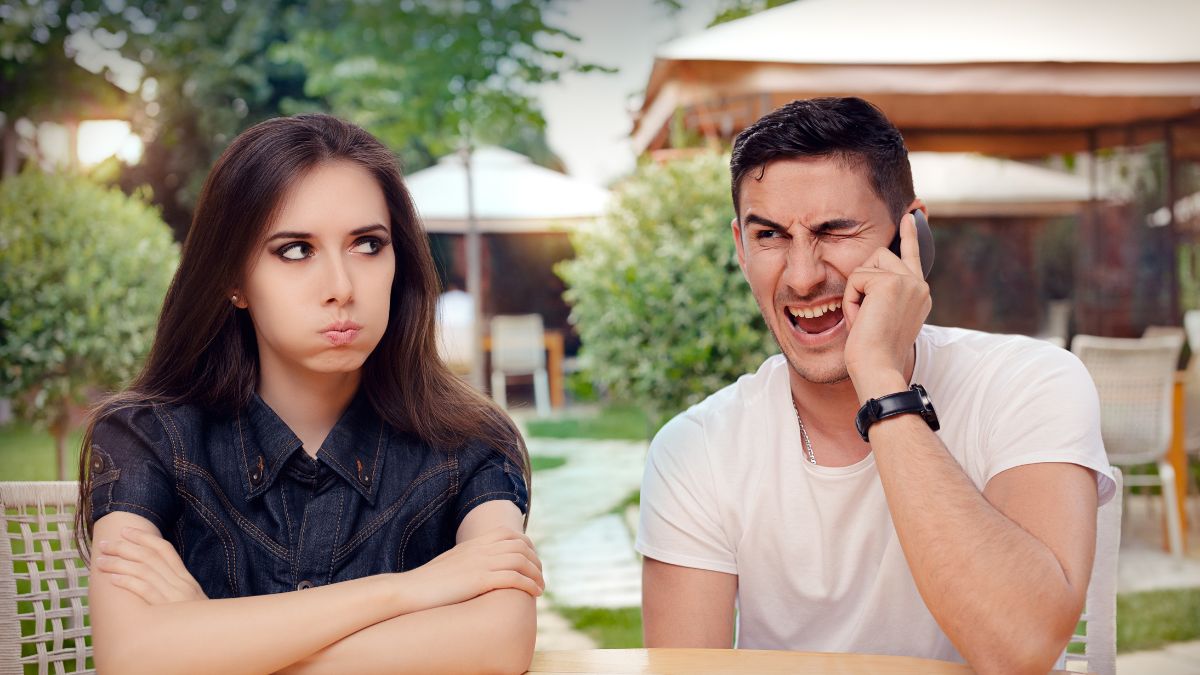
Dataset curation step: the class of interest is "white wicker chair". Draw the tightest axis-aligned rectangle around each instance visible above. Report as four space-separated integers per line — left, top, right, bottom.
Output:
0 481 92 675
1071 334 1186 557
489 314 551 417
1063 468 1123 675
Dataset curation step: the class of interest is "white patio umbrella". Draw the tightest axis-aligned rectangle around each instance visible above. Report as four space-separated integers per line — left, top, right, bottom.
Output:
406 147 610 388
406 146 611 233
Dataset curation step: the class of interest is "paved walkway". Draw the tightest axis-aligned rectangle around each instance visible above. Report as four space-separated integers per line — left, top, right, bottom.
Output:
523 434 647 650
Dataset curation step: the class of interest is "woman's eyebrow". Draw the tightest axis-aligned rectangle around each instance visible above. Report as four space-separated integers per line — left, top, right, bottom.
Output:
349 223 388 236
265 223 388 243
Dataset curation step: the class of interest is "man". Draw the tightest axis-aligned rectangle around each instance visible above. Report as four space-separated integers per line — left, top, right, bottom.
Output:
636 97 1113 675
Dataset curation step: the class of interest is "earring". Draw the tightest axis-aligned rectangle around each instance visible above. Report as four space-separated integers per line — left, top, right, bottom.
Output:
231 294 239 304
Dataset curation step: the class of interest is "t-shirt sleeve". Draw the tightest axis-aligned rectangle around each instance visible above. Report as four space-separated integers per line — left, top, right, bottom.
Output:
635 413 737 575
452 443 530 530
87 405 180 532
981 342 1116 505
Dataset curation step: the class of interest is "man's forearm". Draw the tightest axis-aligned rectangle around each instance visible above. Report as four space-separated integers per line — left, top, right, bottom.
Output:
277 589 537 675
868 414 1084 675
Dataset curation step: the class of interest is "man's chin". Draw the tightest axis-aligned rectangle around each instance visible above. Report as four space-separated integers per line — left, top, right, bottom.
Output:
767 322 850 385
784 357 851 385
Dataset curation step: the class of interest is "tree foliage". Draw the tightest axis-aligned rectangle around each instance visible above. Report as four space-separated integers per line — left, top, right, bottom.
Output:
0 170 178 476
2 0 598 235
558 154 773 424
276 0 604 167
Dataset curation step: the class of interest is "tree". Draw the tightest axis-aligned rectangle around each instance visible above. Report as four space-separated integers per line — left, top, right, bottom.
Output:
0 0 138 175
558 154 774 426
708 0 798 27
3 1 596 236
273 0 604 169
0 171 178 478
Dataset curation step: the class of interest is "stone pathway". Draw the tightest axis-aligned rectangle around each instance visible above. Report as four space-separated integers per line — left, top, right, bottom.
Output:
522 434 647 650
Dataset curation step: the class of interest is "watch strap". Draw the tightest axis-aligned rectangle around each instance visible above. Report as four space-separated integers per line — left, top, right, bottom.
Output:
855 384 939 442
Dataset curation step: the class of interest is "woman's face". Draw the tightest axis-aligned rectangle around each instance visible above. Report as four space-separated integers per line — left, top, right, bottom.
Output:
237 160 396 380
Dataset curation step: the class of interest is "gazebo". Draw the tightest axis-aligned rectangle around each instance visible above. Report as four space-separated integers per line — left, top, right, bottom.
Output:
631 0 1200 329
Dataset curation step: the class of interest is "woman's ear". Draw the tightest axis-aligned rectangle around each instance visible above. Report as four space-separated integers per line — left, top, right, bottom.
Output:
229 291 248 309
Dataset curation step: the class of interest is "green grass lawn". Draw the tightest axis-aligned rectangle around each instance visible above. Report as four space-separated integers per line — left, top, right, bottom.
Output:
525 404 652 441
1118 587 1200 652
0 423 84 481
559 607 644 649
530 455 568 472
562 587 1200 654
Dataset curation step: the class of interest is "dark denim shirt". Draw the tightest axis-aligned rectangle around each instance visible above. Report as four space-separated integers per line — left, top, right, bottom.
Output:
87 392 528 598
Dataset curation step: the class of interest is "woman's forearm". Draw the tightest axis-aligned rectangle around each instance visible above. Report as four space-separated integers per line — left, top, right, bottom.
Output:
277 589 537 675
93 573 407 675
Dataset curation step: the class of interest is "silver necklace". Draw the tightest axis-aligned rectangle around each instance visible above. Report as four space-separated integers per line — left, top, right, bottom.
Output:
791 401 817 465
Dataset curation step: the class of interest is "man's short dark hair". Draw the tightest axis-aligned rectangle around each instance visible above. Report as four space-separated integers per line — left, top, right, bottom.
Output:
730 97 915 223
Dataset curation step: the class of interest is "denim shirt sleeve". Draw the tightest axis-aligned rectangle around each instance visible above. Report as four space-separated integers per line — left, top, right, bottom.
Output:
453 443 529 529
88 404 180 533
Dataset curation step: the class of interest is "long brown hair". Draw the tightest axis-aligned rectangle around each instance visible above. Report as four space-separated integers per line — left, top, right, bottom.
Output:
76 114 529 552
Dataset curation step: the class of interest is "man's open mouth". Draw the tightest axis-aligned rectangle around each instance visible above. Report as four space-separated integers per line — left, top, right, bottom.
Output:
786 301 844 334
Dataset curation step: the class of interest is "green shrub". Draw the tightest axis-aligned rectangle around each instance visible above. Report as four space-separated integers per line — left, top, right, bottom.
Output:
558 153 773 425
0 171 179 478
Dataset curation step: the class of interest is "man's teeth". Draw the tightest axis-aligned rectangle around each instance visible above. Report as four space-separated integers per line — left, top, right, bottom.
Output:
789 301 841 319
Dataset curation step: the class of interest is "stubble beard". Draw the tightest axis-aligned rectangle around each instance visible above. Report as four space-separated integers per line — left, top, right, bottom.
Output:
756 294 851 386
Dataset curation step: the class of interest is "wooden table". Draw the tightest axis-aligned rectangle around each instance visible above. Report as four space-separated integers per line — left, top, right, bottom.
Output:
526 649 1077 674
1167 373 1190 553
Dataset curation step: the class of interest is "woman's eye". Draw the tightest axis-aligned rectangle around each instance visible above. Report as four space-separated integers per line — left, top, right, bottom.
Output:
276 242 312 261
351 237 388 255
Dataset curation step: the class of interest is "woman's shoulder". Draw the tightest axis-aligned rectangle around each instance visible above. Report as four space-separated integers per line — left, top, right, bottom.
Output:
92 398 218 461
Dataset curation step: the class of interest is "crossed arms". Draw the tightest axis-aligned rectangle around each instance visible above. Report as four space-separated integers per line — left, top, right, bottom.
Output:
89 499 541 675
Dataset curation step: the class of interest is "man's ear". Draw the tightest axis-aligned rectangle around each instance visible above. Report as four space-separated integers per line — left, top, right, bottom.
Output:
906 198 928 219
730 216 749 279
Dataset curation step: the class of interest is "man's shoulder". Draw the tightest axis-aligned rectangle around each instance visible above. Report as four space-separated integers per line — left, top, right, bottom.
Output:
653 354 787 450
922 324 1076 373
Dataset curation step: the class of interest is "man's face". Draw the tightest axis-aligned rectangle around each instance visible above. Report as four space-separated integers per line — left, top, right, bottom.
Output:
733 156 896 384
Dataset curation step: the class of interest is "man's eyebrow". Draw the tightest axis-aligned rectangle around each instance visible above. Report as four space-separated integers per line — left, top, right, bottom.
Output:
810 218 865 233
265 223 388 243
743 214 788 231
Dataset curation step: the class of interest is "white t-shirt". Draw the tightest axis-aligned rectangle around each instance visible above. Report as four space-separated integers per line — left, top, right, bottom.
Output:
636 325 1114 662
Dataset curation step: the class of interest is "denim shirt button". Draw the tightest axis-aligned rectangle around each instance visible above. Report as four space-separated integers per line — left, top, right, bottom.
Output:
297 580 314 590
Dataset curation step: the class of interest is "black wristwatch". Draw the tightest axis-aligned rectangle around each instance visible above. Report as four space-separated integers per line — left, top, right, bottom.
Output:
855 384 940 442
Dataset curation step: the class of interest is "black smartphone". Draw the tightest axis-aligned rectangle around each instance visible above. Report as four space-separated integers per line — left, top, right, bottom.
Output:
888 209 935 279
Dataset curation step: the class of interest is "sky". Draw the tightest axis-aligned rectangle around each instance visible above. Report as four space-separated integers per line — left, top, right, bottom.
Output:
535 0 724 186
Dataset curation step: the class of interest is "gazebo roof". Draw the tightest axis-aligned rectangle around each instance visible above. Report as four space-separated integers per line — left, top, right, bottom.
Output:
634 0 1200 157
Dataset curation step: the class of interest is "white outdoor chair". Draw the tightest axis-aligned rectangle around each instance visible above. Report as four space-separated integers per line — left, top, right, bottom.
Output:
489 314 551 417
1 481 93 674
1037 299 1072 347
1071 334 1186 557
1063 468 1123 675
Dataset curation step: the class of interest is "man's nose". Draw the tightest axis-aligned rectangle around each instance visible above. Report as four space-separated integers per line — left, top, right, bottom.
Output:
780 240 828 297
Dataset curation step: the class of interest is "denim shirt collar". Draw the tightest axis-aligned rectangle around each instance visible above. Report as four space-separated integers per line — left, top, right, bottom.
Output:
235 390 387 505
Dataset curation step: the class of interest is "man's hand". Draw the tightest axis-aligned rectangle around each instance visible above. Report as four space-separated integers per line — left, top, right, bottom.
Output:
842 212 931 400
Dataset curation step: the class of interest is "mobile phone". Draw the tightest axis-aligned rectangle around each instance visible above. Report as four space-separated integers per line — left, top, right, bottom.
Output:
888 209 935 279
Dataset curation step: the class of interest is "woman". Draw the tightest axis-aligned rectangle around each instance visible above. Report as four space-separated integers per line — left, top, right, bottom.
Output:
77 114 542 675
